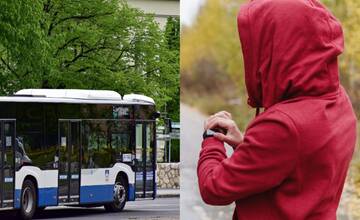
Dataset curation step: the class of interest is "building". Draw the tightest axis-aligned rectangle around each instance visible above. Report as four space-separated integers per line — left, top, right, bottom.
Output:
127 0 180 28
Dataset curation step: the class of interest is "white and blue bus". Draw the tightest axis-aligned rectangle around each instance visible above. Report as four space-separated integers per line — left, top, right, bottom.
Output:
0 89 158 219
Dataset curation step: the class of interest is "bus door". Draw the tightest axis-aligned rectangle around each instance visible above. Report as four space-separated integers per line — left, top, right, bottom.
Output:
58 120 81 204
135 122 156 199
0 120 15 208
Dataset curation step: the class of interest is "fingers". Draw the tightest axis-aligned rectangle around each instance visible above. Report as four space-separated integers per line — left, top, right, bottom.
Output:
214 132 242 149
205 115 224 128
213 132 227 142
204 111 233 130
206 111 232 124
205 113 231 129
206 117 235 131
214 111 232 119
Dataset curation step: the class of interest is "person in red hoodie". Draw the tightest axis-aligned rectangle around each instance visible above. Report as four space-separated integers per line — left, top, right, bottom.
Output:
197 0 357 219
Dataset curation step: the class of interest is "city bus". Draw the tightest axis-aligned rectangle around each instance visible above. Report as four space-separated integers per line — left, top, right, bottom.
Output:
0 89 158 219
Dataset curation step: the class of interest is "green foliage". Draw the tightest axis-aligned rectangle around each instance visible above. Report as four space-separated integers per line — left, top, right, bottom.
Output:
181 0 244 86
165 17 180 51
164 17 180 121
0 0 179 119
181 0 250 129
0 0 47 92
322 0 360 118
170 139 180 162
181 0 360 127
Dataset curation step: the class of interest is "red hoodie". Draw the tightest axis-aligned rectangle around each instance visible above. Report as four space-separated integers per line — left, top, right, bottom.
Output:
197 0 357 219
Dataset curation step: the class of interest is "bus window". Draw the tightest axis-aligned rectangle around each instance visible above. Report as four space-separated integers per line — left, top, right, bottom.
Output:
134 105 156 120
136 124 143 163
112 106 131 119
16 103 57 170
82 120 132 168
111 121 131 163
135 122 156 198
82 121 110 168
146 124 153 165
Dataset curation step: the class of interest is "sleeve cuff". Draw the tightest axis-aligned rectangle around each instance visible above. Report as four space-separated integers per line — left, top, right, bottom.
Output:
201 137 225 149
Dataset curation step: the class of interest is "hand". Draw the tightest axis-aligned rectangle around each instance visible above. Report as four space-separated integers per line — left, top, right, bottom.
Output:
204 111 244 149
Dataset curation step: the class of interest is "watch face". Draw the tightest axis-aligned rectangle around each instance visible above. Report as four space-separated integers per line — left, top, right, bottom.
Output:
203 129 216 139
206 129 216 136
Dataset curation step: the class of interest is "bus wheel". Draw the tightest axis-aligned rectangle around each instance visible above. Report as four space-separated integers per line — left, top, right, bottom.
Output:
104 176 127 212
35 206 46 216
18 179 37 220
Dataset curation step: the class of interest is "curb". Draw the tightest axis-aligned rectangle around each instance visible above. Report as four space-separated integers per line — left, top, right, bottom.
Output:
156 189 180 198
156 193 180 198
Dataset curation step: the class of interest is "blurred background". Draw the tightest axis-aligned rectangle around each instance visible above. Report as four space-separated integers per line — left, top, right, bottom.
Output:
180 0 360 219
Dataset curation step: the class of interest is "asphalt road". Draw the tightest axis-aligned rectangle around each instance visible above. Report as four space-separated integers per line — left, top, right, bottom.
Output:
180 103 353 220
0 198 179 220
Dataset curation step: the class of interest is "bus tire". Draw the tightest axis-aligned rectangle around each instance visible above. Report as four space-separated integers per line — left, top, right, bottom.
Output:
104 176 127 212
35 206 46 216
17 179 37 220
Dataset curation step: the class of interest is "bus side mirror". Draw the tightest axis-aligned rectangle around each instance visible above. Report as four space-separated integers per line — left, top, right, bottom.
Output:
153 111 161 119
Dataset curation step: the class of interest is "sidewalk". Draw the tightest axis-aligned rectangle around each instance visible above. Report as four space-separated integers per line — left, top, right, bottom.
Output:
157 188 180 198
337 180 360 220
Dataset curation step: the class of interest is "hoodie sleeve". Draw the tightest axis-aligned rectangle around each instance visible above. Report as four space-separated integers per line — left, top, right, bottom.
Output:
197 110 299 205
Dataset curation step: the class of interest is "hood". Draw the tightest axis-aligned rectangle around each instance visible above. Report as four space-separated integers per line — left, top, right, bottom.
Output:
237 0 344 109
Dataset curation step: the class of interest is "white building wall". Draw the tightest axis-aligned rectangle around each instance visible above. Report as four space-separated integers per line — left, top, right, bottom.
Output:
127 0 180 28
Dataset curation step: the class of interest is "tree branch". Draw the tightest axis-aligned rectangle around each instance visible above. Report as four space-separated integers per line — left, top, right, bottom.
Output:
121 65 136 71
0 58 11 71
43 0 53 12
62 44 109 68
49 12 113 36
47 11 59 36
145 67 162 76
111 38 137 66
54 36 80 56
112 49 127 65
64 47 85 68
0 57 20 79
75 67 91 72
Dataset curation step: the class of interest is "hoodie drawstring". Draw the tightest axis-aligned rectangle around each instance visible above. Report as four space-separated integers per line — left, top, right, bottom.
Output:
256 107 260 116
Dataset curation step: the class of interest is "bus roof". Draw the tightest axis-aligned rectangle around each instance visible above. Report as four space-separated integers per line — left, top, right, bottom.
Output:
0 89 155 105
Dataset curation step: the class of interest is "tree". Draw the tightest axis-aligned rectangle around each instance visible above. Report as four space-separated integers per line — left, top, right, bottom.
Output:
0 0 179 115
165 17 180 51
181 0 252 129
322 0 360 117
164 17 180 121
0 1 47 93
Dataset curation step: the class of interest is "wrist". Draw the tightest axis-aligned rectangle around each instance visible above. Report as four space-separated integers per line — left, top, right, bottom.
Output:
230 138 243 149
202 136 224 148
203 129 216 140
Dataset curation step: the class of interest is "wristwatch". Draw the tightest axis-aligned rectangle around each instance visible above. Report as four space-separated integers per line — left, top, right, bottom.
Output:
203 129 216 140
